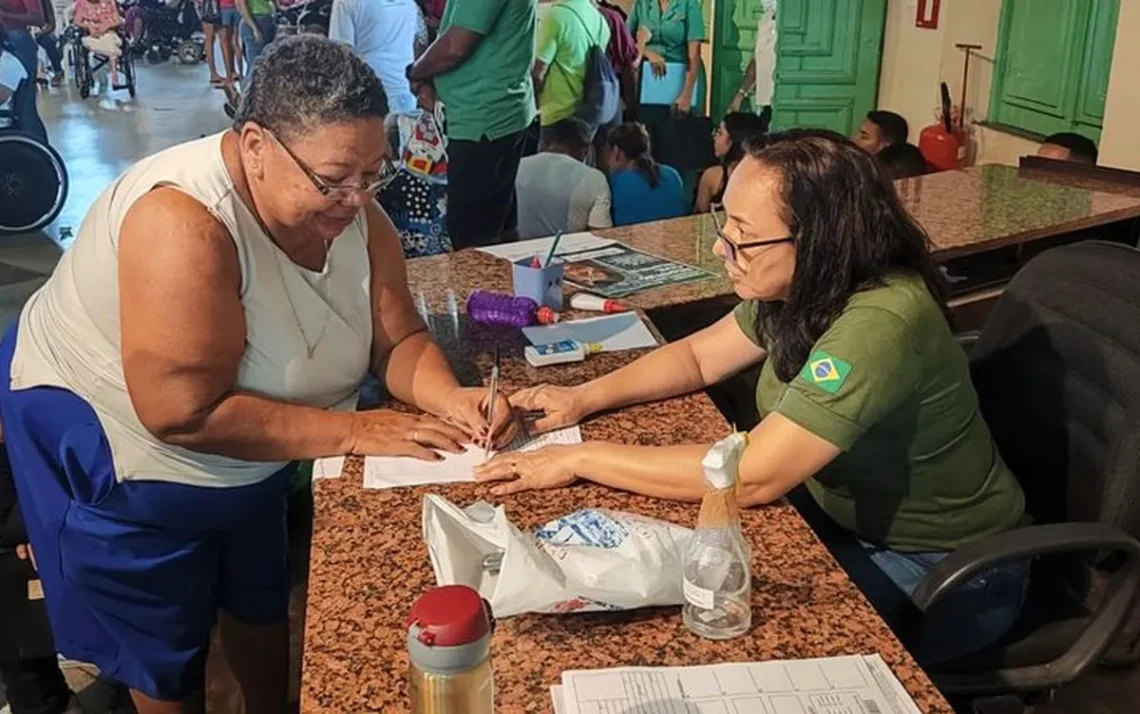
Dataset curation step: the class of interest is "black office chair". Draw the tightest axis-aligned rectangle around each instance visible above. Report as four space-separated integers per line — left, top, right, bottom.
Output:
913 241 1140 700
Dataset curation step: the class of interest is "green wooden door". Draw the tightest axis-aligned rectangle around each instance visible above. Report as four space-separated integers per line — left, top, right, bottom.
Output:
1073 0 1118 135
711 0 765 120
990 0 1118 142
770 0 887 134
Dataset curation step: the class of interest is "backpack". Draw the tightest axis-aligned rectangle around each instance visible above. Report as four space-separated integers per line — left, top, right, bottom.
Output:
559 3 620 130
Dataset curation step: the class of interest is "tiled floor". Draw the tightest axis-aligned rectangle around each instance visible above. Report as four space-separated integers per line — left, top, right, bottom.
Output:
1 56 230 331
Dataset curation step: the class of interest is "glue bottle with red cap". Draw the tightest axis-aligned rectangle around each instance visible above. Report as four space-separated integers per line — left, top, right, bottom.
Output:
406 585 495 713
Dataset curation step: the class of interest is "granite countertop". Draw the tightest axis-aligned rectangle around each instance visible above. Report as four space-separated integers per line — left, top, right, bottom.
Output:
301 346 954 713
404 164 1140 317
896 164 1140 259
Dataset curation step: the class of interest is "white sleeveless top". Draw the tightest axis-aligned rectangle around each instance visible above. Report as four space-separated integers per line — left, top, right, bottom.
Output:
11 133 373 488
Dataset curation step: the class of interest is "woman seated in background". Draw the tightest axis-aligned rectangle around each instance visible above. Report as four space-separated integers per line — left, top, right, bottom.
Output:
0 36 510 714
605 122 687 226
694 109 770 214
477 129 1028 667
377 111 451 258
72 0 123 86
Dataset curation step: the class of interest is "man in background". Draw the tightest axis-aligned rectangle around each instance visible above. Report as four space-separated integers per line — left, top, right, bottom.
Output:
36 0 63 86
1037 132 1098 165
853 110 908 156
515 117 612 239
330 0 420 115
533 0 608 141
408 0 537 248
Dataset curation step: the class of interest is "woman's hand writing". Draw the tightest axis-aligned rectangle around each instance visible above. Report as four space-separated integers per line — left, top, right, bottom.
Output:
508 384 593 434
444 387 518 450
473 445 581 496
348 409 468 461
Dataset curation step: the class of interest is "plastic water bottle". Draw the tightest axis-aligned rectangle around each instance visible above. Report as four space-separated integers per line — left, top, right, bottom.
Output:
682 432 753 640
406 585 495 714
466 290 560 327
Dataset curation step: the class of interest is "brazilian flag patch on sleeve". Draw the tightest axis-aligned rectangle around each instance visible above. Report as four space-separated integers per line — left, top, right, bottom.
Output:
799 350 852 395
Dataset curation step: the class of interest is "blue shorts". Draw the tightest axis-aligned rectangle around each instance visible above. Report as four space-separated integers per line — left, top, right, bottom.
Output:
219 7 241 27
0 325 295 701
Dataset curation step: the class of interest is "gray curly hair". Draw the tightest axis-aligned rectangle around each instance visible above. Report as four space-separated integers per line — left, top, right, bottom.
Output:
234 35 389 140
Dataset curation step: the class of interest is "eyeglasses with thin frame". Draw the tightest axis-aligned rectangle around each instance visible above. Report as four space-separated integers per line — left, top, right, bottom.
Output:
264 128 398 199
710 203 794 264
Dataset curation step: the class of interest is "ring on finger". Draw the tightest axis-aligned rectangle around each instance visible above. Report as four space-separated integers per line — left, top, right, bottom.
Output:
412 429 419 443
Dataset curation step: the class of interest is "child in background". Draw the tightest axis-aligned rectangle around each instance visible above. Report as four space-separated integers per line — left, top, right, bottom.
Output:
71 0 123 86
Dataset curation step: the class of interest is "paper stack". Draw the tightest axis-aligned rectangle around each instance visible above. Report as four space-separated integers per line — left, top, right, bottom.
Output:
551 654 923 714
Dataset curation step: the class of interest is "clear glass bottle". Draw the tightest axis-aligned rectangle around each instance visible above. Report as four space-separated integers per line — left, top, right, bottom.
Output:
682 432 753 640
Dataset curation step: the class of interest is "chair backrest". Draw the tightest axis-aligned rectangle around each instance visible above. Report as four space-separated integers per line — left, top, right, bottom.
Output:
970 241 1140 538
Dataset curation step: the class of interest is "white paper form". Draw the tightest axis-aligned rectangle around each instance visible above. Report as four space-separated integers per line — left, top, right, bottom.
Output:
559 655 922 714
522 312 659 353
475 232 616 263
350 425 582 490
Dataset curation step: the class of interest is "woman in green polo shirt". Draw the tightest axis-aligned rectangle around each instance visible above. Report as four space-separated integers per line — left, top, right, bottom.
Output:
628 0 705 113
476 129 1028 665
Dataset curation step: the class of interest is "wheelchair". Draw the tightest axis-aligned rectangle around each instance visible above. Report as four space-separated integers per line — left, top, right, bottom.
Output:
0 81 69 235
64 25 137 99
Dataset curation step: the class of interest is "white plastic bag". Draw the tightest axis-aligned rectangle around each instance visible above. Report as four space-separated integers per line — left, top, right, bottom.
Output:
422 495 692 617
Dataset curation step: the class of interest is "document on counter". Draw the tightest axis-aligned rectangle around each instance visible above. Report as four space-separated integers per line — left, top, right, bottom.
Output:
522 312 659 353
476 232 616 263
342 425 582 490
554 654 923 714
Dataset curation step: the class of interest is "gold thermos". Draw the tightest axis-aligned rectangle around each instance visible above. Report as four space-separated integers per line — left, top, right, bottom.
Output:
406 585 495 713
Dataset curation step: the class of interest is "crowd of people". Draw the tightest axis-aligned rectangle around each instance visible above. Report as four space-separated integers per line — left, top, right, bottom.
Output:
0 1 1113 713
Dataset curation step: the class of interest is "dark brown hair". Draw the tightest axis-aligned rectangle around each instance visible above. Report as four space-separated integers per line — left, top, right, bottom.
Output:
745 129 949 381
606 122 660 188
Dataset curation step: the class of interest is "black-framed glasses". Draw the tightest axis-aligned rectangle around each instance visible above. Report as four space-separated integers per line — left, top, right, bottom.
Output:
710 203 794 263
265 128 398 200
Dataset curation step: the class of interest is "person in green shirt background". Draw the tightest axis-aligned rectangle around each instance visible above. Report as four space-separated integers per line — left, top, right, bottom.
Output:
475 129 1029 667
407 0 537 249
628 0 705 114
533 0 610 137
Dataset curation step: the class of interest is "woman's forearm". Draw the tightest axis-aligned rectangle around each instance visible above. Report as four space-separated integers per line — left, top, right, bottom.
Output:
680 42 701 101
573 442 708 501
579 338 707 416
380 329 461 418
155 390 357 461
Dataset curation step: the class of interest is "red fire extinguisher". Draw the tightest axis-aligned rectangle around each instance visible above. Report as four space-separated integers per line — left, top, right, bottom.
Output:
919 82 961 172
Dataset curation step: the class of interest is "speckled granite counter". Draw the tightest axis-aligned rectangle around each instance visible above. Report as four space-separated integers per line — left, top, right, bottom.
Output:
302 346 954 712
400 164 1140 316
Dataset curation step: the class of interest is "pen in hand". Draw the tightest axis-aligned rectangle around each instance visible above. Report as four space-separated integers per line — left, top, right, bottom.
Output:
483 349 500 461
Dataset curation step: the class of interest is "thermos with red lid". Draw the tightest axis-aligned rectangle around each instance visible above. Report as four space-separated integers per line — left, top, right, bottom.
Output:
406 585 495 713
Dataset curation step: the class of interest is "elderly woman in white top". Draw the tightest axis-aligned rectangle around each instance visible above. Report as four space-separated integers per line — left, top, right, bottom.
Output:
0 36 511 714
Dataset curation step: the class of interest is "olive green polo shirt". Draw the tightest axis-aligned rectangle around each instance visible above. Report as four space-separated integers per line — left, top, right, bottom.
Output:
627 0 707 64
735 273 1025 552
435 0 538 142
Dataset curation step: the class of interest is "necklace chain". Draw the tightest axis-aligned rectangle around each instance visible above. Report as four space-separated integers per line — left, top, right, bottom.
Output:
271 237 333 359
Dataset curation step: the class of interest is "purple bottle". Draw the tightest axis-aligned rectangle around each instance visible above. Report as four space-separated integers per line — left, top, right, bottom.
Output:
466 291 559 327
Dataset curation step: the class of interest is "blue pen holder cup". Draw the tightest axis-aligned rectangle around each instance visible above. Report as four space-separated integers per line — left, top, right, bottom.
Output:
512 258 564 311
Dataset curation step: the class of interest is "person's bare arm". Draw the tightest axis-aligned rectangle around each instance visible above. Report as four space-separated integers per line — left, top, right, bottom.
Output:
477 411 841 504
234 0 260 40
510 312 765 433
363 201 516 443
364 202 458 416
532 59 549 95
694 166 721 214
676 40 701 111
728 57 756 112
568 414 841 504
119 188 359 460
407 25 485 82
